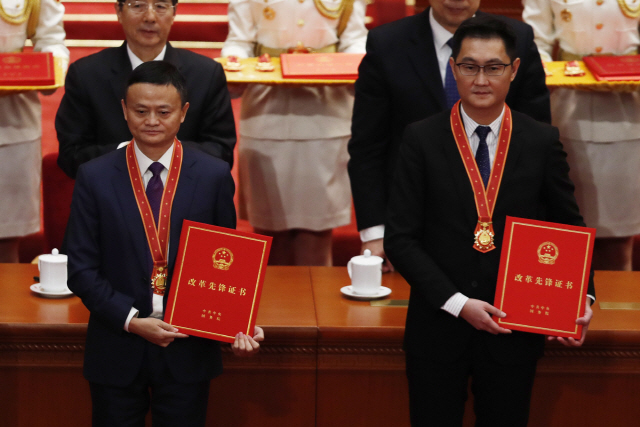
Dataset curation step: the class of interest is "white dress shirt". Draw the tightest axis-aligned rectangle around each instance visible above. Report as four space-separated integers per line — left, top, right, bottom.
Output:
124 141 175 331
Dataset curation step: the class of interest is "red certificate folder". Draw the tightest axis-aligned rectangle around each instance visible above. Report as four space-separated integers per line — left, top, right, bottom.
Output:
280 53 364 79
583 55 640 81
493 217 595 339
165 221 272 343
0 52 55 86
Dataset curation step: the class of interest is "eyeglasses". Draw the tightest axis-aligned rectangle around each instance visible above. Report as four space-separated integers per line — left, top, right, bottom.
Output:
126 1 175 15
455 63 512 76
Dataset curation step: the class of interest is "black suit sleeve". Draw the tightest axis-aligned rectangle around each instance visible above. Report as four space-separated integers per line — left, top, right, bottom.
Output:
66 165 134 330
508 22 551 124
384 125 461 309
56 62 120 179
180 61 236 168
348 30 393 231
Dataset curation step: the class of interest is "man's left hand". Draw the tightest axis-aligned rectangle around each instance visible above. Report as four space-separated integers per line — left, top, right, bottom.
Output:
547 300 593 347
232 326 264 356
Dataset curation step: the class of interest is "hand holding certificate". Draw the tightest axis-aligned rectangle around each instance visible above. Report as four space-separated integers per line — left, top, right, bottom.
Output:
493 217 595 340
165 221 272 344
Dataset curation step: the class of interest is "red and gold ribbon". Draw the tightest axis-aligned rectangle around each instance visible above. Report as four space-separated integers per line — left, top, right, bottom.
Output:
450 101 512 253
126 139 183 295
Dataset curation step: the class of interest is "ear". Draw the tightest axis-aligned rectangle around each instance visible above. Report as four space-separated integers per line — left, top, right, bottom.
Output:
121 99 128 121
449 57 457 80
180 102 190 124
115 2 123 24
510 58 521 82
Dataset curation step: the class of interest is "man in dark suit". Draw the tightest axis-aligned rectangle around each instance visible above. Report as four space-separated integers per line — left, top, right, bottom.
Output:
56 0 236 179
384 16 593 426
348 0 550 270
66 61 262 426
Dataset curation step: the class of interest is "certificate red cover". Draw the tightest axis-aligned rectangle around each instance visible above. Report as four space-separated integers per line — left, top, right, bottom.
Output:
493 217 595 339
0 52 55 86
165 221 272 343
280 53 364 79
583 55 640 81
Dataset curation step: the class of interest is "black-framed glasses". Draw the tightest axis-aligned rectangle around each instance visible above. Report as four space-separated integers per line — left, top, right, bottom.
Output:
126 1 175 15
455 63 512 76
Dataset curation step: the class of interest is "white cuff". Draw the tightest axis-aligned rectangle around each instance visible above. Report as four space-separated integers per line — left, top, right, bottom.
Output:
124 307 139 332
117 141 131 149
441 292 469 318
360 225 385 243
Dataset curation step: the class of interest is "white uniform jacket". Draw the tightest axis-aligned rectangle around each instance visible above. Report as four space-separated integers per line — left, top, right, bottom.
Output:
0 0 69 146
523 0 640 143
222 0 367 140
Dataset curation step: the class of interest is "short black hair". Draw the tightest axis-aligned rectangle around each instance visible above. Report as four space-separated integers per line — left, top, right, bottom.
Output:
125 61 188 106
450 15 518 63
117 0 179 8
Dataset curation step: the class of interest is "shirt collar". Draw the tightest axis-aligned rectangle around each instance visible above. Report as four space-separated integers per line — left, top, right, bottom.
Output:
459 104 505 139
134 140 175 174
127 44 167 70
429 8 454 51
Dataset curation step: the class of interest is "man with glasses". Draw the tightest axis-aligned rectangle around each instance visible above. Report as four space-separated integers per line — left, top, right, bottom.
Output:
347 0 550 272
55 0 236 179
384 16 593 426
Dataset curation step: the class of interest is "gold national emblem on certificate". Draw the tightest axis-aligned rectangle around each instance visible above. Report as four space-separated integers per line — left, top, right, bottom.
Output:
474 222 495 252
560 8 572 22
263 6 275 20
537 242 559 265
213 248 234 271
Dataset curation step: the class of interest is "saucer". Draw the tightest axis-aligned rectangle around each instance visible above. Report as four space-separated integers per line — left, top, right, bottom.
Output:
30 284 74 299
340 285 391 300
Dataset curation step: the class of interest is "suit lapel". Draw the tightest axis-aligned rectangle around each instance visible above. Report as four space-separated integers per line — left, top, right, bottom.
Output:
109 43 133 106
167 149 198 268
112 148 151 276
493 113 524 215
440 118 479 229
407 9 447 111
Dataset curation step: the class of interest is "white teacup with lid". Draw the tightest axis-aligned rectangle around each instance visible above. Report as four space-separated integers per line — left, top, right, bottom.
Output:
347 249 383 295
38 248 68 293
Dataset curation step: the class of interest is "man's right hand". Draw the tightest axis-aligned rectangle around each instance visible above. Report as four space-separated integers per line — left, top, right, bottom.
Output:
459 299 512 335
128 317 189 347
362 239 394 272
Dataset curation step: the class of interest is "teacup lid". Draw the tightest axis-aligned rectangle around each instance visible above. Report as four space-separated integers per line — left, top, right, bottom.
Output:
351 249 383 266
39 248 68 263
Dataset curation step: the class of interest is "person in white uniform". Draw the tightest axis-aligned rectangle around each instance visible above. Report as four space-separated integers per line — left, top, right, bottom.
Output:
222 0 367 266
523 0 640 270
0 0 69 262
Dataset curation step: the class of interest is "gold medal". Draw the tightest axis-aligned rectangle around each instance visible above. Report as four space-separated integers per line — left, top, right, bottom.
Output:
151 265 168 294
560 9 572 22
263 6 275 20
474 222 495 251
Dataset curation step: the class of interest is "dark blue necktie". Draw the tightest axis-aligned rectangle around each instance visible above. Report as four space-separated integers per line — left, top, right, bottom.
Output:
146 162 164 227
444 38 460 109
475 126 491 188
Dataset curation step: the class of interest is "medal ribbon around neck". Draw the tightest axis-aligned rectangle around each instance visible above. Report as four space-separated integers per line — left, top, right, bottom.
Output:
450 100 512 253
126 138 183 295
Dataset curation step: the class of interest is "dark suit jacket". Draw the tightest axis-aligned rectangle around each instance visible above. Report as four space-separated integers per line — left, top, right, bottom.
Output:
384 109 594 365
348 9 551 231
56 43 236 179
66 145 236 387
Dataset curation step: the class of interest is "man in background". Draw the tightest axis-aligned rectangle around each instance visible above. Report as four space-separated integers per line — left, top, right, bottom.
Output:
56 0 235 179
348 0 550 270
